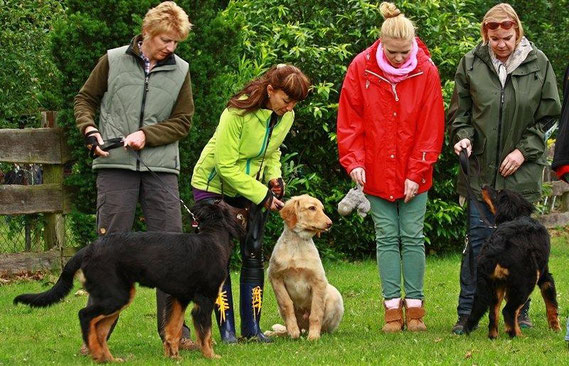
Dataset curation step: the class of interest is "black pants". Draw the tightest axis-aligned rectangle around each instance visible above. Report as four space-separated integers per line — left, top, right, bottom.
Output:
93 169 190 340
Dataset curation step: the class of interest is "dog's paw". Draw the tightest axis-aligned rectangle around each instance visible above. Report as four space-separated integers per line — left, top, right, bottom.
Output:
307 332 321 341
288 328 301 339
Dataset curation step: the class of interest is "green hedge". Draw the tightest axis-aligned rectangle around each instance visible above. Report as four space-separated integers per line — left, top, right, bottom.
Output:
6 0 567 259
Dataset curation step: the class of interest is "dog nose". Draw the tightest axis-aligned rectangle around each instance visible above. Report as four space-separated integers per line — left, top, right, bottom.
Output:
326 220 332 228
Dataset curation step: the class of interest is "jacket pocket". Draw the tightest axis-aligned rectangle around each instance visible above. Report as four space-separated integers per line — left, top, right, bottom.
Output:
504 162 544 196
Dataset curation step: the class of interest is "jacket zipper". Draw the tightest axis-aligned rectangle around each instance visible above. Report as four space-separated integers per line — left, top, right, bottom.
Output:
494 84 506 185
137 73 150 171
246 118 274 175
364 69 423 102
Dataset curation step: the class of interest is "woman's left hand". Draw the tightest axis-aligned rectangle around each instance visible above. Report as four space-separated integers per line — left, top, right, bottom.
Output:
499 149 525 177
403 179 419 203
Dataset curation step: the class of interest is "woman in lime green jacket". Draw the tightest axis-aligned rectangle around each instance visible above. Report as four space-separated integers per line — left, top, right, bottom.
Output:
191 64 311 343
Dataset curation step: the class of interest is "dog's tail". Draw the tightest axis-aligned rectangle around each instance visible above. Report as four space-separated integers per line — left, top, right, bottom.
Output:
13 247 86 307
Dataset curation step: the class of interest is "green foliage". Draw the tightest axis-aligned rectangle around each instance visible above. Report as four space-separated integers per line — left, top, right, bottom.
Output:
12 0 565 258
0 0 64 127
51 0 238 239
220 0 484 257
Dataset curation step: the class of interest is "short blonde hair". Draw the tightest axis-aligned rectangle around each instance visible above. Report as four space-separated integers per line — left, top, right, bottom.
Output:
481 3 524 45
379 2 415 41
142 1 192 41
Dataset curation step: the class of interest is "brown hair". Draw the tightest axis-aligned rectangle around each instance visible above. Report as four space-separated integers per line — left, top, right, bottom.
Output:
379 2 415 41
142 1 192 41
480 3 524 45
227 64 311 112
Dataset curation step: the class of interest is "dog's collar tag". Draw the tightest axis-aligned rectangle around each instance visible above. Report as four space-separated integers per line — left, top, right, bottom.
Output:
191 219 199 228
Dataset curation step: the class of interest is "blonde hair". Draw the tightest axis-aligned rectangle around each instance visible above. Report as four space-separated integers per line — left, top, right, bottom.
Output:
142 1 192 41
481 3 524 45
379 2 415 41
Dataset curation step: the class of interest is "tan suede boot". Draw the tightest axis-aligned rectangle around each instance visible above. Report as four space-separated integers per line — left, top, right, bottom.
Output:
382 300 404 333
405 303 427 332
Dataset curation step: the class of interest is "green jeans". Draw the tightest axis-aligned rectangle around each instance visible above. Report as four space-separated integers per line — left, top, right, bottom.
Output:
367 192 427 300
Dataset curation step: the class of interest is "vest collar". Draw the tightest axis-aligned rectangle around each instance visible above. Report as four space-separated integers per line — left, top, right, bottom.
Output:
126 34 177 67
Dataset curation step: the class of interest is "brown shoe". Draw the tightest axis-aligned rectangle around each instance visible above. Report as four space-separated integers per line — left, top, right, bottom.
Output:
382 300 404 333
405 303 427 332
179 337 200 351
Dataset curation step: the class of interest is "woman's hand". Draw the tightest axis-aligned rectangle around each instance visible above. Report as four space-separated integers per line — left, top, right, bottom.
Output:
349 167 366 187
84 126 109 157
264 196 284 211
123 130 146 150
269 178 285 199
403 179 419 203
500 149 525 177
453 138 472 156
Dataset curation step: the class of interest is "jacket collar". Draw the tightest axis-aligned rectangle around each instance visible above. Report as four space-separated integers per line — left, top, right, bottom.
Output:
125 34 177 67
473 42 537 72
364 37 430 77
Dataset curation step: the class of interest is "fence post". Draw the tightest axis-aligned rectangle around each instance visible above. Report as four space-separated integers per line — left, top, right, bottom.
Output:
41 111 66 255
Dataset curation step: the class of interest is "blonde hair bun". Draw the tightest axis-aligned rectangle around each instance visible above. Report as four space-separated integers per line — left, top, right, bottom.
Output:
380 2 402 19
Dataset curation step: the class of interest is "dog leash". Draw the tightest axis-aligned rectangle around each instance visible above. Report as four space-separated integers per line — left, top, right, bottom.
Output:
94 138 199 227
459 150 497 277
459 150 495 228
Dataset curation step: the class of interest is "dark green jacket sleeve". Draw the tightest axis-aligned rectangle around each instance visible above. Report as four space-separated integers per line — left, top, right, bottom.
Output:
449 55 475 145
516 58 561 161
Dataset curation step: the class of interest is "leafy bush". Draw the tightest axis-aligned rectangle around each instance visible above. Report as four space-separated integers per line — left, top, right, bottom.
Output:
0 0 64 127
219 0 484 257
51 0 238 238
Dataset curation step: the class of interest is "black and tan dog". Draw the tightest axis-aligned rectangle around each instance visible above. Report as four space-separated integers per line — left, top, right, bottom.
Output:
14 200 244 362
464 186 561 338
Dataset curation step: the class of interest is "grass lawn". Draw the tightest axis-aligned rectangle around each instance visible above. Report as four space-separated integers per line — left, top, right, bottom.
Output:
1 232 568 365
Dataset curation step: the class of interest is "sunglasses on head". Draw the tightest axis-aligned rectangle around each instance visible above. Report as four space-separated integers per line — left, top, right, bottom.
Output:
484 20 517 30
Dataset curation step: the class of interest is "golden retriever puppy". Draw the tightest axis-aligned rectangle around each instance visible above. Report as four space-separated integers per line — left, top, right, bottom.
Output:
267 195 344 340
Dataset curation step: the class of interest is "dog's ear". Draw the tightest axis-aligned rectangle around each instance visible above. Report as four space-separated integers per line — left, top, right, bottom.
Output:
280 198 298 229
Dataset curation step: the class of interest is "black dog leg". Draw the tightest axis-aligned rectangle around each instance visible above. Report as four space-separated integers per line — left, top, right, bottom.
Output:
192 294 219 359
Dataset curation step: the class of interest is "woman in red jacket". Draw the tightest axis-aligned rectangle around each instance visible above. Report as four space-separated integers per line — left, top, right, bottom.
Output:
337 2 444 333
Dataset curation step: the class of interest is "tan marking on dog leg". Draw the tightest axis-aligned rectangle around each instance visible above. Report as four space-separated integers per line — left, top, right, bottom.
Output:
163 299 183 359
191 304 219 359
489 288 504 339
513 306 523 337
481 189 496 215
491 265 509 280
95 313 120 362
541 288 561 331
88 315 109 362
93 286 135 362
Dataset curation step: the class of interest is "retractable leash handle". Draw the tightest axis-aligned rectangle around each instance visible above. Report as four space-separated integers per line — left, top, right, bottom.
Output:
100 137 124 152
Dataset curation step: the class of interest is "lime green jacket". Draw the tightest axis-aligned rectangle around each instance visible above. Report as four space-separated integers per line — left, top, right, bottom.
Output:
191 107 294 204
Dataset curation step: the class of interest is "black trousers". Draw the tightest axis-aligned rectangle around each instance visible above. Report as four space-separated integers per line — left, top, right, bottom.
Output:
93 169 190 340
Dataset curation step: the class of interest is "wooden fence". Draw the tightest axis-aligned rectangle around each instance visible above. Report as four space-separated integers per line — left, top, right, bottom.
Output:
0 111 73 276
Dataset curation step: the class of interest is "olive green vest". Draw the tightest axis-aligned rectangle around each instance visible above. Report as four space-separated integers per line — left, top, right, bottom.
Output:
92 45 189 174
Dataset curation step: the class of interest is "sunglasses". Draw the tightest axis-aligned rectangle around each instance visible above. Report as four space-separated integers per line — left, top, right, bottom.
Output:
484 20 517 30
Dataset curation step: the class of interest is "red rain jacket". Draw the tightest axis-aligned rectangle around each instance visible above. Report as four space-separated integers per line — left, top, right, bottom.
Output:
337 38 444 202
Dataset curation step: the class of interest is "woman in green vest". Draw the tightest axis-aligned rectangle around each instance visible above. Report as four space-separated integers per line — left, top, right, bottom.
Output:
74 1 196 352
191 64 311 342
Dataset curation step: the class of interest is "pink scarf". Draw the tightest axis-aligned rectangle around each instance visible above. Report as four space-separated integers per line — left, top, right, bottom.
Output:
376 39 419 83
